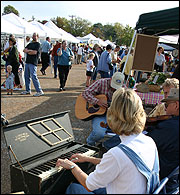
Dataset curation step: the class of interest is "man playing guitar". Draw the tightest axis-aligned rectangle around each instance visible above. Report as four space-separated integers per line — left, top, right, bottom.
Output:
82 72 124 146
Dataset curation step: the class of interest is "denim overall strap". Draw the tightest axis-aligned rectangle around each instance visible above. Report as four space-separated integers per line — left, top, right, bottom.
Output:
118 144 159 194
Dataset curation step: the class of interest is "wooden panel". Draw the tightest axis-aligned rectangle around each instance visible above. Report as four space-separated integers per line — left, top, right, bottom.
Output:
132 34 159 72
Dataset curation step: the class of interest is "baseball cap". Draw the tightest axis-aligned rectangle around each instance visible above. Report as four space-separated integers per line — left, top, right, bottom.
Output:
110 72 125 89
161 88 179 102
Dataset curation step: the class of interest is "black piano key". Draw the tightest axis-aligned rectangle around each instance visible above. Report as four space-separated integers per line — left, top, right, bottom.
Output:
36 166 49 172
40 164 51 171
28 168 42 174
41 164 51 170
44 162 55 167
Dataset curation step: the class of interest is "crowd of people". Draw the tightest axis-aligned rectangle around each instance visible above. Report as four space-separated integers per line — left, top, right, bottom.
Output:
1 32 179 194
2 33 179 96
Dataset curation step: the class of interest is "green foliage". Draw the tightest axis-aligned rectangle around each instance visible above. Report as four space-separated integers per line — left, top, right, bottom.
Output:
91 23 104 39
3 5 19 16
148 71 171 85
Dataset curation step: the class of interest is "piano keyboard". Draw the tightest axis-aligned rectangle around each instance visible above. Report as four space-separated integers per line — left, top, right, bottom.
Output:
27 146 96 181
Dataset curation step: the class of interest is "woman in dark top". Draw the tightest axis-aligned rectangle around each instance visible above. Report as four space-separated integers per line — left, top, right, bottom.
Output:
7 37 20 87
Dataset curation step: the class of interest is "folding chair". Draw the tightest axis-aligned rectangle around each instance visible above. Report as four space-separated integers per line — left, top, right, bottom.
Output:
153 166 179 194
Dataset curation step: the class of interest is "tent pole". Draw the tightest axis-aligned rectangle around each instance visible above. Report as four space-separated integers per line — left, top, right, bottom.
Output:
24 27 26 62
122 30 137 83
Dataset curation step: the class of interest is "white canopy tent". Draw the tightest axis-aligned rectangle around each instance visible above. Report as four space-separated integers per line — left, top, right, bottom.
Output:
44 20 80 43
105 40 116 49
2 13 46 37
1 17 25 35
30 21 62 39
97 38 108 47
159 34 179 44
77 33 99 45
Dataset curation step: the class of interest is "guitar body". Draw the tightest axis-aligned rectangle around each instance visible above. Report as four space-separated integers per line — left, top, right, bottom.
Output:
75 94 107 121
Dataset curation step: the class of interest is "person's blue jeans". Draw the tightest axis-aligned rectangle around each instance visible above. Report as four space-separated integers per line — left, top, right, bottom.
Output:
65 183 107 194
98 71 110 78
24 63 42 93
87 115 108 146
54 55 58 77
110 64 117 77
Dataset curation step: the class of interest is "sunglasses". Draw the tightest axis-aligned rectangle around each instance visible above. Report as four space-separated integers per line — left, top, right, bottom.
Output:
164 101 175 109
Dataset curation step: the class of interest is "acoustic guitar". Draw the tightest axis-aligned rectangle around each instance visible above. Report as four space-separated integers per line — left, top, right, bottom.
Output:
75 94 107 120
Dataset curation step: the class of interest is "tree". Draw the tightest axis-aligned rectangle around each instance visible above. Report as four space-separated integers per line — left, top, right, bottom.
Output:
3 5 19 16
121 25 134 46
69 17 92 37
103 24 116 41
51 16 92 37
51 16 69 30
91 23 104 39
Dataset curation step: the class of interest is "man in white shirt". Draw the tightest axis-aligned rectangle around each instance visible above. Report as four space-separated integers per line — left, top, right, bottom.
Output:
77 45 84 64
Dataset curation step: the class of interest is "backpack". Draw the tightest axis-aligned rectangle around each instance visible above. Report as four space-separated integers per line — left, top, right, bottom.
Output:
118 144 160 194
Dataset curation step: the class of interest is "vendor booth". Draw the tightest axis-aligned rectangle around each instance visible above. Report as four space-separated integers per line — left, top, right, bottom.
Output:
122 7 179 109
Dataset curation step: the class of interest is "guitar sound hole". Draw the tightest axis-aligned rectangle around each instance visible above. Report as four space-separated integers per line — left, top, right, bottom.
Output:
94 104 99 109
88 105 100 114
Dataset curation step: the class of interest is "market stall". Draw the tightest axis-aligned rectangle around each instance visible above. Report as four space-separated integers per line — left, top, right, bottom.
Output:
127 7 179 106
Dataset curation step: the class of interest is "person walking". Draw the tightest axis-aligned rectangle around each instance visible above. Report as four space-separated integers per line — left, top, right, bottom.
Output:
51 40 62 78
97 44 112 78
57 40 74 91
21 32 44 97
77 45 84 64
40 37 52 75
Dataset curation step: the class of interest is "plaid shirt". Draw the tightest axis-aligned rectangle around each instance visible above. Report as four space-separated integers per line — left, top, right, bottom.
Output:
82 78 114 105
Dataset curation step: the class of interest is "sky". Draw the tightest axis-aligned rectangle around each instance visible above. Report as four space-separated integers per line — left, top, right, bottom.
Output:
1 1 179 28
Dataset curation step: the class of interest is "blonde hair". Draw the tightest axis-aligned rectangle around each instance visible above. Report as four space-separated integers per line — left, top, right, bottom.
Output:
162 78 179 89
107 88 146 136
7 65 12 71
88 53 95 59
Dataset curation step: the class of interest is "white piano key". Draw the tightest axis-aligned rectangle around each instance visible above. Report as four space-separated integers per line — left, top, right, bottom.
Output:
39 149 96 181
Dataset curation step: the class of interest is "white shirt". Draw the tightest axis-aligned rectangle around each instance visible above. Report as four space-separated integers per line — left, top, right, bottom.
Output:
77 47 84 55
86 59 94 72
86 133 157 194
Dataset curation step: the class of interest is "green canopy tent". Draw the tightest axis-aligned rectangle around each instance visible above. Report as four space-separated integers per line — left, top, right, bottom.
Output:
135 7 179 36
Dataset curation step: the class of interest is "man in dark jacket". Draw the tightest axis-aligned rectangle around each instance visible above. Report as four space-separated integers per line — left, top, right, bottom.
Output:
147 88 179 193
